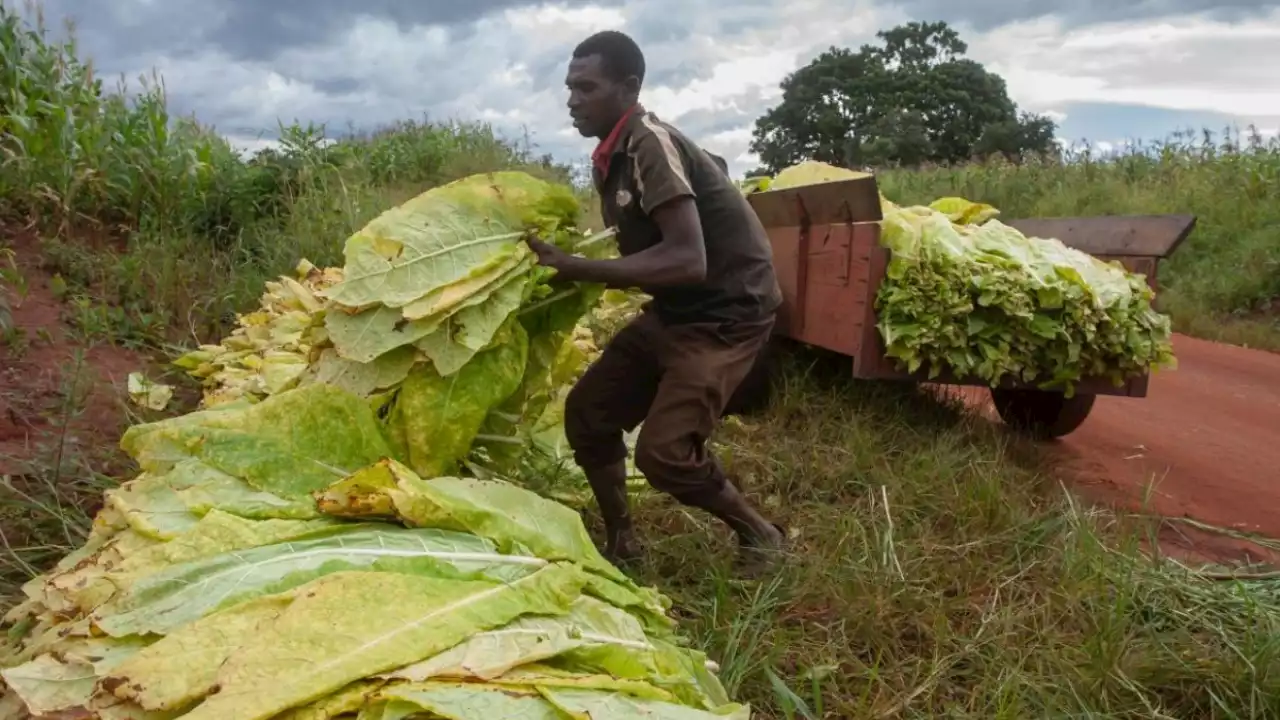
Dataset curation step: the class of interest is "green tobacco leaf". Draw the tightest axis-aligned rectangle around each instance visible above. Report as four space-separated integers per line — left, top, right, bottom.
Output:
387 321 528 478
555 635 734 712
398 249 531 322
0 637 154 716
417 272 531 377
274 680 387 720
354 462 625 585
371 682 562 720
107 459 323 539
473 292 592 475
0 169 752 720
382 596 651 683
579 574 675 638
318 173 554 310
869 194 1175 391
102 593 294 712
94 525 547 637
314 463 680 645
37 529 162 617
121 383 392 500
43 636 151 675
116 510 336 578
0 654 98 717
541 687 751 719
307 345 417 398
493 663 675 701
170 461 322 521
382 615 586 684
102 473 201 540
178 563 588 720
324 304 445 364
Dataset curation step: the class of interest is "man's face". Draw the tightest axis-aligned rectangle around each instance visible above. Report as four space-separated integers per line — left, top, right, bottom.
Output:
565 54 637 139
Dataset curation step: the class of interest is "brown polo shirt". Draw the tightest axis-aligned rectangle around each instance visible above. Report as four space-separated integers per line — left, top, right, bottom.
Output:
592 106 782 326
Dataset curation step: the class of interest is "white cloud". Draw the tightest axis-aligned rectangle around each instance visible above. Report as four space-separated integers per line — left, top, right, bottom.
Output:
227 135 280 158
642 51 793 120
505 4 626 32
966 10 1280 116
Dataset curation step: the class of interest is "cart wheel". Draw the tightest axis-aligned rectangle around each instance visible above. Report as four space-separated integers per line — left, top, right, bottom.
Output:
990 388 1096 440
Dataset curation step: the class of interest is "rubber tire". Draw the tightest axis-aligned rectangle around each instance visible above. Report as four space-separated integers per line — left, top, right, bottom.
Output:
990 388 1096 440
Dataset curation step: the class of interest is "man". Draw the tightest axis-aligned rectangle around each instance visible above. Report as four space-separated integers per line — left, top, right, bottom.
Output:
523 30 786 575
706 151 730 175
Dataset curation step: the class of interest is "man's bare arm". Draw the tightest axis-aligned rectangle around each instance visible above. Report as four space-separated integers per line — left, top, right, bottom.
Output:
527 196 707 289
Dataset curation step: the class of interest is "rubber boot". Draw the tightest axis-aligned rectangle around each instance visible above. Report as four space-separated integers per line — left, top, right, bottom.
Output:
676 481 785 578
583 460 642 565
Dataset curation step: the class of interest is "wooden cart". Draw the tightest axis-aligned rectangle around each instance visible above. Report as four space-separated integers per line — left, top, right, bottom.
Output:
735 173 1194 439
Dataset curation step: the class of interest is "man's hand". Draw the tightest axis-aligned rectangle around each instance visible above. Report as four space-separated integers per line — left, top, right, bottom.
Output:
524 198 706 291
525 237 582 280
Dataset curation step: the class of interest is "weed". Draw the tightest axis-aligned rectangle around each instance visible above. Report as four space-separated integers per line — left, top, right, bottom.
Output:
0 351 118 604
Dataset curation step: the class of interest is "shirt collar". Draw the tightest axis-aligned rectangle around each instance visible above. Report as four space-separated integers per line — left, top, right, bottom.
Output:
591 103 641 181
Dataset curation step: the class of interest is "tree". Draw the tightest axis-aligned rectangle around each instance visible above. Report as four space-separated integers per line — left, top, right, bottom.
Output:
750 21 1059 172
973 111 1061 163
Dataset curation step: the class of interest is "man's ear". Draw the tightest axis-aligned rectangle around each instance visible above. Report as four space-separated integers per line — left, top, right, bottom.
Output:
622 75 642 98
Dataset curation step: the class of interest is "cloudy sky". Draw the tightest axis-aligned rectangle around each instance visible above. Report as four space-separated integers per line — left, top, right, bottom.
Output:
23 0 1280 178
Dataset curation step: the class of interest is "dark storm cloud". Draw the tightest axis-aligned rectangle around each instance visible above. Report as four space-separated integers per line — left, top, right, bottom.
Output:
621 0 781 87
311 77 365 96
522 22 714 92
891 0 1280 32
645 61 714 88
201 0 625 61
24 0 217 74
666 99 771 140
30 0 626 66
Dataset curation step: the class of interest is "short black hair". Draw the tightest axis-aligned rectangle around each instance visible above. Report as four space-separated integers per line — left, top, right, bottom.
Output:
573 30 646 85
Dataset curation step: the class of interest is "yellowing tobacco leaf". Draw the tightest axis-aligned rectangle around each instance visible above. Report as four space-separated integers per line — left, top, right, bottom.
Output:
178 564 587 720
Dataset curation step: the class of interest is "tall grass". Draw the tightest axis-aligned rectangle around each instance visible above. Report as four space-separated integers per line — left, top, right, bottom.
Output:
878 130 1280 349
3 4 1280 719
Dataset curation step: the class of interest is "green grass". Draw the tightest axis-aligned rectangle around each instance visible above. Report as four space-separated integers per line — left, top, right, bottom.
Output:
3 4 1280 719
621 355 1280 717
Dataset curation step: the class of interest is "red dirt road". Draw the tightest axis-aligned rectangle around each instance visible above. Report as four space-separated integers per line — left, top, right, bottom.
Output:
968 333 1280 558
1054 334 1280 533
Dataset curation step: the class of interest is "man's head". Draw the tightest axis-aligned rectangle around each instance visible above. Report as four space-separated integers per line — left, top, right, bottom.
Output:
566 30 645 139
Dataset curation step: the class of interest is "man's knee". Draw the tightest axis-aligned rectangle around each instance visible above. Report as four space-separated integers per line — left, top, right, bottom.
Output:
631 430 663 483
565 381 627 468
634 425 719 497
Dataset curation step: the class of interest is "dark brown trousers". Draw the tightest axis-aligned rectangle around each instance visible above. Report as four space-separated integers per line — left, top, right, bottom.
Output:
564 311 774 499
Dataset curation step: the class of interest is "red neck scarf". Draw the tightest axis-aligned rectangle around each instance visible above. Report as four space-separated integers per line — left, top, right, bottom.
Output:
591 104 639 180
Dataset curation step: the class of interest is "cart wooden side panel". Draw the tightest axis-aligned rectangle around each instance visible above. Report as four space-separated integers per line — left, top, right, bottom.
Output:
748 175 881 359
